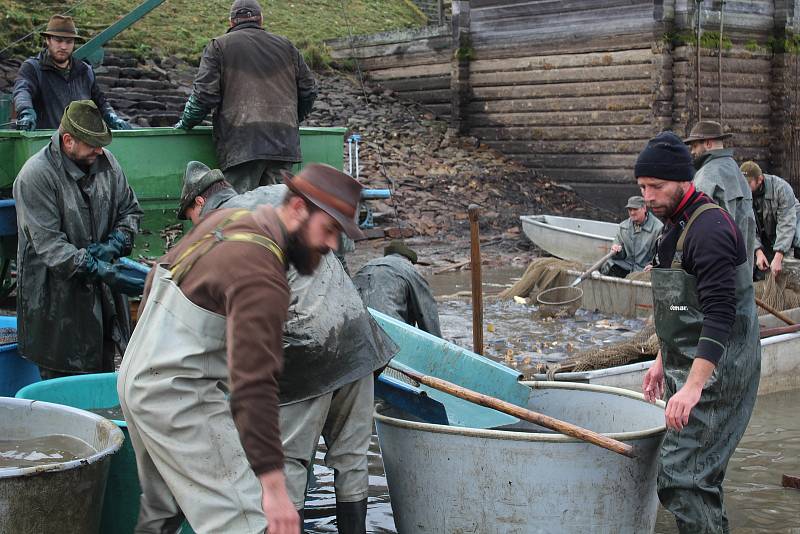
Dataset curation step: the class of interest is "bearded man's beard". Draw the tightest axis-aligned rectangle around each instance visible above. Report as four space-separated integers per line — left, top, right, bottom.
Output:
286 227 328 275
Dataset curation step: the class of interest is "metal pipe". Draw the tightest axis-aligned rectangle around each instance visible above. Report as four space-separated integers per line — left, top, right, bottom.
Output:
719 0 725 121
468 204 483 355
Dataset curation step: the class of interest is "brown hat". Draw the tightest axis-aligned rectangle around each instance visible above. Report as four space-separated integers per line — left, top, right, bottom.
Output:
41 15 85 41
740 161 763 181
60 100 111 147
683 120 733 144
282 163 365 240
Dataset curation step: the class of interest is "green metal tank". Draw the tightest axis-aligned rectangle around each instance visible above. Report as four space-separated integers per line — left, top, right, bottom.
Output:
0 126 347 256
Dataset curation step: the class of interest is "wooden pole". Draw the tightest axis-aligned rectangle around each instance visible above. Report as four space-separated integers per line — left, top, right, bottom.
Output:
388 363 636 458
755 297 796 326
718 0 725 121
468 204 483 355
696 0 703 122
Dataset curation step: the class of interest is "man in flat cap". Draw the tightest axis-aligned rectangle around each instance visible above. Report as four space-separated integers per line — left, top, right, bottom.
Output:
684 120 756 268
13 15 131 131
353 240 442 337
13 100 143 379
176 161 397 532
601 195 662 278
119 163 368 534
740 161 800 278
175 0 317 193
637 132 760 534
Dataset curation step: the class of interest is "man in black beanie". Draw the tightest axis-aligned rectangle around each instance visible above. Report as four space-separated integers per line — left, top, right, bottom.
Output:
637 131 760 534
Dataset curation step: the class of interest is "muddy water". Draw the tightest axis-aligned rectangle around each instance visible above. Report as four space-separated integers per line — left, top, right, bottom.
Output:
301 268 800 533
0 435 96 470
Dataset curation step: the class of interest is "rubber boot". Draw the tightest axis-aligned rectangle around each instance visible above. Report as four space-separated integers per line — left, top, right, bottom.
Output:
335 499 367 534
298 508 305 534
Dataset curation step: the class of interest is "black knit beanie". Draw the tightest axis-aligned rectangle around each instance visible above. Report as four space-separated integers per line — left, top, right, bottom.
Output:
634 131 695 182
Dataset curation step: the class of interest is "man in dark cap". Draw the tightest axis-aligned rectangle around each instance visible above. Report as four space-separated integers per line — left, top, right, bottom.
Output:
740 160 800 278
177 161 397 532
601 195 662 278
13 100 143 379
637 131 760 534
119 163 366 534
175 0 317 193
684 120 756 267
12 15 131 131
353 240 442 337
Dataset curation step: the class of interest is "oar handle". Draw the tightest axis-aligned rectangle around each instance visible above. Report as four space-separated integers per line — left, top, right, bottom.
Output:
571 249 616 287
755 297 795 326
389 363 636 458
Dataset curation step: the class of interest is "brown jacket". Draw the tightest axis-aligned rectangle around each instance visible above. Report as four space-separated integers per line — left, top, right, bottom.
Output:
142 205 289 475
192 22 317 170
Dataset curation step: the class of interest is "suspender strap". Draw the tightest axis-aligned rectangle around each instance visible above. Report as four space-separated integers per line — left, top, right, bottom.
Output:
170 210 285 285
671 203 722 269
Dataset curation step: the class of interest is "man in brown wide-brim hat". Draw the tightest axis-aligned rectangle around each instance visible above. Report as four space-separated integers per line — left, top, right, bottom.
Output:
683 120 757 268
12 14 132 131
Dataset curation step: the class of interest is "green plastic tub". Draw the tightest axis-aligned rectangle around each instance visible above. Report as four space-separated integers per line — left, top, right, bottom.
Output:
0 126 346 256
15 372 194 534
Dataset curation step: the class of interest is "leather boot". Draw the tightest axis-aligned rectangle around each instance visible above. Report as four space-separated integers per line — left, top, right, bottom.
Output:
335 499 367 534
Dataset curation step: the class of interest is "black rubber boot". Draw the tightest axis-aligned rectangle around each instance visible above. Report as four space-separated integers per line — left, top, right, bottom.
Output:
298 508 305 534
335 499 367 534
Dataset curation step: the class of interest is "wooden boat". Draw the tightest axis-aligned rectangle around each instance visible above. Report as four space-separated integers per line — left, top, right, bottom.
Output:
520 214 618 263
370 310 665 533
528 307 800 396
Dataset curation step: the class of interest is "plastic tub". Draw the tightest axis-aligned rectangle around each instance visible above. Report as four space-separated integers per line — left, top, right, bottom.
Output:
0 315 39 396
0 397 124 534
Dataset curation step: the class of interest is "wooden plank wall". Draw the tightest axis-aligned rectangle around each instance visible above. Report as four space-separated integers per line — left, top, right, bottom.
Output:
328 27 453 119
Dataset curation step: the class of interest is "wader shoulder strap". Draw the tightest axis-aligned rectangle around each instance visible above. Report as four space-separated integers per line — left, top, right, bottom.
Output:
672 203 722 269
170 210 285 285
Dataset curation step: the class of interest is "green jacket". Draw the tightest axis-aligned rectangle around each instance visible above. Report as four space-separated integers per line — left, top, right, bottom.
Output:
752 174 800 254
13 133 142 372
693 148 757 266
608 211 663 273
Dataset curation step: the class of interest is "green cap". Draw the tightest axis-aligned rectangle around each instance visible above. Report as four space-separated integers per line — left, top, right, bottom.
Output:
178 161 226 220
384 240 418 264
625 196 645 209
60 100 111 147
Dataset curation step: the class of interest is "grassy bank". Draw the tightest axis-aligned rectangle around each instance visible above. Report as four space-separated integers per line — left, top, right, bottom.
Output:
1 0 427 63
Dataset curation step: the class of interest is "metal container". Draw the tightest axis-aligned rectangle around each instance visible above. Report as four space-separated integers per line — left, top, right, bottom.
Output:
15 373 195 534
375 382 665 534
0 126 346 256
0 397 124 534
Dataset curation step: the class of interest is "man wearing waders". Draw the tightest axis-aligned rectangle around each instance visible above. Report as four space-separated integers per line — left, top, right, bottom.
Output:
685 121 757 269
177 162 398 532
636 132 760 533
118 165 365 534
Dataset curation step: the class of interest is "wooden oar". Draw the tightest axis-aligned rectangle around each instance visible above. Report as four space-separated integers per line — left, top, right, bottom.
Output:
387 363 636 458
755 297 795 326
760 323 800 338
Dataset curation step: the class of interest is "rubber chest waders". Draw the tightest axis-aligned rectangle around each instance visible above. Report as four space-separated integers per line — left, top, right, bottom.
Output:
650 203 760 534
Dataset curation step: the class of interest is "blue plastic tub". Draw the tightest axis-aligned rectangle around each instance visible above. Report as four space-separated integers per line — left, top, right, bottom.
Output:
0 315 40 396
0 199 16 237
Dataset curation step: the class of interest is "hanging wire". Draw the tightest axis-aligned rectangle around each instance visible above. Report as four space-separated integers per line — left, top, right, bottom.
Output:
0 0 94 58
338 0 401 224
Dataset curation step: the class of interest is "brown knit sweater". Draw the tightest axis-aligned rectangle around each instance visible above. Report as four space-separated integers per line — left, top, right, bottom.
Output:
141 205 289 475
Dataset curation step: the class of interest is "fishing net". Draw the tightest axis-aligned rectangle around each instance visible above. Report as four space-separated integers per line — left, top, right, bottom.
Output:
754 272 800 311
497 258 583 301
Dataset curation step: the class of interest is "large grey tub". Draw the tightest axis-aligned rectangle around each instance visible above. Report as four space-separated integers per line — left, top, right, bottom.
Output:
375 382 666 534
0 397 124 534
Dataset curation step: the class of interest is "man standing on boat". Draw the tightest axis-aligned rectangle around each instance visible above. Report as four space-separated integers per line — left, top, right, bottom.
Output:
118 164 368 533
176 161 397 532
353 240 442 337
174 0 317 193
684 120 756 268
740 160 800 279
600 195 662 278
14 100 143 379
636 131 760 534
13 15 132 131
